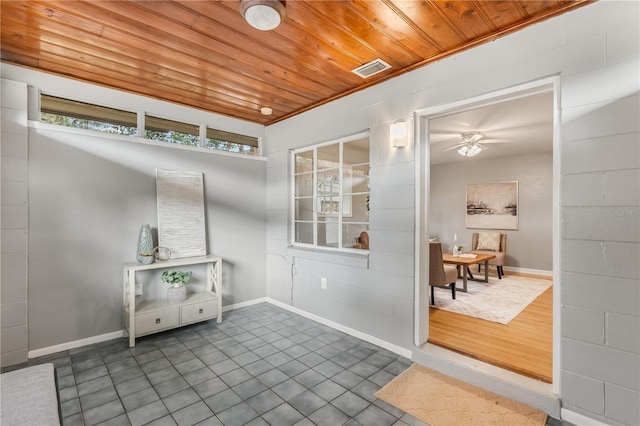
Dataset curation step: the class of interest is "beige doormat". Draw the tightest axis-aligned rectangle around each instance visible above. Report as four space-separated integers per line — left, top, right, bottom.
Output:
375 364 547 426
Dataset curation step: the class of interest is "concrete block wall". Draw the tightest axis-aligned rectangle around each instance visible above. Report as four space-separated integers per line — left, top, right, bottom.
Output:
265 1 639 424
558 2 640 423
266 101 417 349
1 79 29 367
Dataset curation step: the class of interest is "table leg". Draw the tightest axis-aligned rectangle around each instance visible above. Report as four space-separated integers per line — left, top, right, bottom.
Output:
458 265 468 292
483 260 489 283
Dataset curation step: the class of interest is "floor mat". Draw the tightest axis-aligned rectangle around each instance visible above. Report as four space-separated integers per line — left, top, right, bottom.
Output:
375 364 548 426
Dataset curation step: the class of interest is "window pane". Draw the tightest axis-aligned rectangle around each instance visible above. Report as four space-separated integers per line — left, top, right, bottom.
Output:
295 173 313 197
294 199 314 221
295 151 314 173
317 170 339 197
345 164 370 194
342 224 369 249
318 220 339 248
206 127 259 155
318 144 339 170
295 222 313 244
318 196 340 216
40 95 137 136
344 137 369 165
145 116 199 146
346 194 368 221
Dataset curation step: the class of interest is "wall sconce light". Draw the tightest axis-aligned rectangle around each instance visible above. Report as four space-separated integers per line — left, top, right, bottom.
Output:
390 120 409 148
239 0 286 31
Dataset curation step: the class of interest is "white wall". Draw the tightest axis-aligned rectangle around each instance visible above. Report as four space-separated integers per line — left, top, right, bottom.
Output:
265 1 639 424
0 67 268 355
430 153 553 272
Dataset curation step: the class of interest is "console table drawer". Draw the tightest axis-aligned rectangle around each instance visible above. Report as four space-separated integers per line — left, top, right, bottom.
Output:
182 300 217 323
136 308 180 334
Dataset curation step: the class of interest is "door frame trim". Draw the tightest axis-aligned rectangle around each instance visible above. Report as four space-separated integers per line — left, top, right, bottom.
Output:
412 76 561 394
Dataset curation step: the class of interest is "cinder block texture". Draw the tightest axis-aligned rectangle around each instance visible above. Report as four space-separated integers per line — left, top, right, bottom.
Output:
561 305 604 345
606 313 640 353
605 383 640 426
561 370 605 415
562 338 639 391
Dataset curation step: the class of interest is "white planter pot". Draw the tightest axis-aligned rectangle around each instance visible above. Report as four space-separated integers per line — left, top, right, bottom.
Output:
167 285 187 303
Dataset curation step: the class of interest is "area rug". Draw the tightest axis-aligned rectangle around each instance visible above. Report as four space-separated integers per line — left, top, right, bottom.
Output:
375 364 547 426
432 275 552 324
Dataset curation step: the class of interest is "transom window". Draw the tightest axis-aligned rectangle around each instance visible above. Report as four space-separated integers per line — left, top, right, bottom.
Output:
41 95 138 136
40 95 260 156
291 132 370 251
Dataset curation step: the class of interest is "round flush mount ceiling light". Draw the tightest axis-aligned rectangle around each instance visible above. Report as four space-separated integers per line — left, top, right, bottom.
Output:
260 107 273 116
239 0 286 31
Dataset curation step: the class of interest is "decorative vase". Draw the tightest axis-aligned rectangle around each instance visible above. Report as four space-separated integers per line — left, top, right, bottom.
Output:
136 224 154 264
167 284 187 303
452 233 458 256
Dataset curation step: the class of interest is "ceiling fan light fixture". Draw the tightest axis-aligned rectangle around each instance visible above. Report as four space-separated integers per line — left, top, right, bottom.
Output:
457 143 482 157
240 0 286 31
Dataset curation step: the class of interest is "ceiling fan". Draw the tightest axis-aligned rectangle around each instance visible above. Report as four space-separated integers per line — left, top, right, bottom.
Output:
441 132 511 157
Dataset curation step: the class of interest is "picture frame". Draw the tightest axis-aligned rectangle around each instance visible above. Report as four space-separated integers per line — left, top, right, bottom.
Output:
466 181 518 230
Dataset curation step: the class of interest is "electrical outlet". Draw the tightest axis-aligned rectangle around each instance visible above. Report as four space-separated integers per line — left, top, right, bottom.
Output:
321 277 327 290
135 283 144 296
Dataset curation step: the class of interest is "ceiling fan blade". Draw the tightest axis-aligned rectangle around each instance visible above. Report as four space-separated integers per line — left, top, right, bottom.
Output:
430 136 461 145
477 138 511 144
443 143 465 152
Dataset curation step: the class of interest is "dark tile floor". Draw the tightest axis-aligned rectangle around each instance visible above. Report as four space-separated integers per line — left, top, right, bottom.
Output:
7 302 570 426
11 303 427 426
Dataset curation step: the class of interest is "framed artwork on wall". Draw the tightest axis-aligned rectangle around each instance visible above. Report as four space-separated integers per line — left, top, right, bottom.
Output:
466 181 518 230
156 169 207 258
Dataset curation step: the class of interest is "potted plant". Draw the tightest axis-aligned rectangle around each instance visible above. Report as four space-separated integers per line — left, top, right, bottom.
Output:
162 270 191 302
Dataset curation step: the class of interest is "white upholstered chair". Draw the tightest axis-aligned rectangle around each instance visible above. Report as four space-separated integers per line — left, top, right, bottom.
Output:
471 232 507 279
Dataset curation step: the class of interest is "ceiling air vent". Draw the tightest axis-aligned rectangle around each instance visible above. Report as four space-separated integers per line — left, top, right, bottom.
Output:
352 59 392 78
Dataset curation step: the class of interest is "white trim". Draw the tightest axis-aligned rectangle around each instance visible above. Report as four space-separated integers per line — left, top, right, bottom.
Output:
502 266 553 277
28 330 124 359
26 300 267 359
550 76 562 397
26 296 412 361
222 298 268 312
413 76 561 392
561 408 610 426
266 298 413 359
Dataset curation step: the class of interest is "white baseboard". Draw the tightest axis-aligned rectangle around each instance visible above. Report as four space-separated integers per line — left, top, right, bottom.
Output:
503 266 552 277
222 297 267 312
266 297 413 359
561 408 610 426
27 300 268 359
28 330 124 359
28 297 410 362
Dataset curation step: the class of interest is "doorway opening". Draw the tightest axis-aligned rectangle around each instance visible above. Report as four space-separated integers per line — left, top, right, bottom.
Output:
413 77 560 392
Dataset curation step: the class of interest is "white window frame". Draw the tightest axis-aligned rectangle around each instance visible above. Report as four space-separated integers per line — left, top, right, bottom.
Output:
289 131 369 252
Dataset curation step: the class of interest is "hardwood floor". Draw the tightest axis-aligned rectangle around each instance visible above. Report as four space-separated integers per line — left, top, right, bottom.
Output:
428 273 553 383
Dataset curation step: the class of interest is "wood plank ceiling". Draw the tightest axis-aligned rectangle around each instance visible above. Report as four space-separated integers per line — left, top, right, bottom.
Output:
1 0 592 125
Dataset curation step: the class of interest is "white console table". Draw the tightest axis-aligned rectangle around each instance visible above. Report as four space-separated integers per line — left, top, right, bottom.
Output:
123 255 222 347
